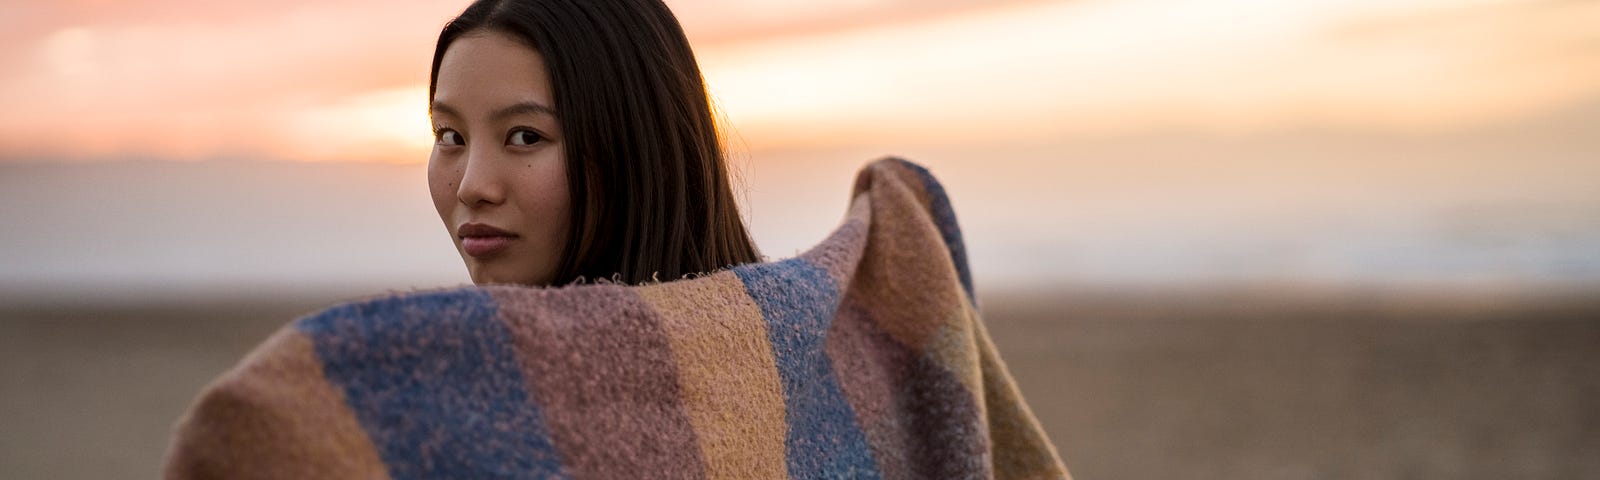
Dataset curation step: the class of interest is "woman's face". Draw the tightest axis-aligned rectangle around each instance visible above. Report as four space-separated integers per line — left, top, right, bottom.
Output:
428 31 571 286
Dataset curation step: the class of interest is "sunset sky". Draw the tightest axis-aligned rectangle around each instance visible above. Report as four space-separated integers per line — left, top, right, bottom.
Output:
2 0 1598 298
2 0 1596 163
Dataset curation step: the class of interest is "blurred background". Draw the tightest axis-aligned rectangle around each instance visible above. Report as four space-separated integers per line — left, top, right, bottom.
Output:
2 0 1598 478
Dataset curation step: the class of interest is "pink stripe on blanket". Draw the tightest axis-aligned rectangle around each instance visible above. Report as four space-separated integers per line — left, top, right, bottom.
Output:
800 194 871 291
828 294 992 480
489 285 707 479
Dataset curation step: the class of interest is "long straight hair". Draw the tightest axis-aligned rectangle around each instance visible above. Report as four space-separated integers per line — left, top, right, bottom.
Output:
430 0 761 284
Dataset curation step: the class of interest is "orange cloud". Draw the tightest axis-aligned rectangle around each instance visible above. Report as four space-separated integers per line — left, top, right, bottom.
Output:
1 0 1595 163
699 0 1600 150
0 1 459 162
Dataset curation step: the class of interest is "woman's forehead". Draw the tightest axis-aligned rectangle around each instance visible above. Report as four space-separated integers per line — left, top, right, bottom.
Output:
432 32 553 114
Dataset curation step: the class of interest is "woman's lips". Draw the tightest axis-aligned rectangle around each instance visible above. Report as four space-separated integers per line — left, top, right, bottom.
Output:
458 223 518 258
461 236 516 257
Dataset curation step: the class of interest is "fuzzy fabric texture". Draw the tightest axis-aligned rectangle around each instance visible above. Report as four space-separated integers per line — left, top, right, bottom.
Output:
163 158 1069 480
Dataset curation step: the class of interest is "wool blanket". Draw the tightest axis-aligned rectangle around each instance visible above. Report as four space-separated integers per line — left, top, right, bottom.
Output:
164 158 1069 480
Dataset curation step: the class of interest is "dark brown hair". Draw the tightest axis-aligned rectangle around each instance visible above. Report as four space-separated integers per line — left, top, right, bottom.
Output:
431 0 760 284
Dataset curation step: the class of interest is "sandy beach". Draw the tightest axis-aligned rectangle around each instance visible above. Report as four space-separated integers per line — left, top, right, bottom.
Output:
3 287 1597 479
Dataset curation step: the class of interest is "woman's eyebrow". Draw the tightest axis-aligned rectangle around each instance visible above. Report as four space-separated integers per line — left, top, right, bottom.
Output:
428 101 556 120
491 101 557 120
428 101 461 119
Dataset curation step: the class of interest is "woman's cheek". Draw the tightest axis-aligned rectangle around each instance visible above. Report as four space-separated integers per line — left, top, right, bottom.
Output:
426 157 460 220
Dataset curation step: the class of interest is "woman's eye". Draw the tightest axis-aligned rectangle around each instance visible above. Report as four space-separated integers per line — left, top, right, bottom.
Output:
435 129 464 146
508 129 543 146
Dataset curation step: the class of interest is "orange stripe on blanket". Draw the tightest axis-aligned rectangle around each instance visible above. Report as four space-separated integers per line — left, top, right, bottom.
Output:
848 160 983 396
163 329 390 480
976 317 1071 479
638 273 790 480
876 160 936 216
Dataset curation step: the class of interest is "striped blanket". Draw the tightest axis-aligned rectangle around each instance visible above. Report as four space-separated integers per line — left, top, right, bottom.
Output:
164 158 1068 480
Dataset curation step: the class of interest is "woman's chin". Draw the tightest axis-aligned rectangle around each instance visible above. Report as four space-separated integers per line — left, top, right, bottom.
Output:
466 263 551 287
466 263 512 285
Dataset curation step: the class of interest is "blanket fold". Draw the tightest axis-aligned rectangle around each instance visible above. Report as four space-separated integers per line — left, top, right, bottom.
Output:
164 157 1069 480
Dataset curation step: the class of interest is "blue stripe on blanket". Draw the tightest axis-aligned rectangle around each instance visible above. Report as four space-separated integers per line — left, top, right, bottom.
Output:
734 258 884 480
298 289 568 480
898 159 976 303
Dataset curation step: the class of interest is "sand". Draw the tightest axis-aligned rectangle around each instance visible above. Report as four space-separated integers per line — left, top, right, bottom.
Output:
3 288 1597 479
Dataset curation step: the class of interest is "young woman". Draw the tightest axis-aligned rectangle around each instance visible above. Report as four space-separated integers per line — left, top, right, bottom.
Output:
164 2 1069 478
428 0 760 286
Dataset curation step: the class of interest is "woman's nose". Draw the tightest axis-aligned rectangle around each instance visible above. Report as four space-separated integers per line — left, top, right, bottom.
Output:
456 149 506 207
